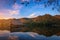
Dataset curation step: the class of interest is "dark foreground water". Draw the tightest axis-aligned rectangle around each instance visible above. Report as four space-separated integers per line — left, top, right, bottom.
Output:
0 31 60 40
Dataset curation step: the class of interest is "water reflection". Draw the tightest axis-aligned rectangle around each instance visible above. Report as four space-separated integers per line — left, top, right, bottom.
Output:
0 30 10 40
0 30 60 40
0 30 10 36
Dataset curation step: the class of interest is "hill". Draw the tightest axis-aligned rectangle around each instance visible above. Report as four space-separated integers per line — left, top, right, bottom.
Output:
0 14 60 36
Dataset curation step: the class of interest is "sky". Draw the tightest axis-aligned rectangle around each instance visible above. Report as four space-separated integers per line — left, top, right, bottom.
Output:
0 0 60 19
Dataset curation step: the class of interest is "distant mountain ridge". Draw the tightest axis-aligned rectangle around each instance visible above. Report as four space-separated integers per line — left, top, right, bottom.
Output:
0 14 60 36
0 14 60 25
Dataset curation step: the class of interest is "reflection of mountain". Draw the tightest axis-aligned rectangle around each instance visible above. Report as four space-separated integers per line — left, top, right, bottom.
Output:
10 32 46 40
0 32 60 40
10 19 23 25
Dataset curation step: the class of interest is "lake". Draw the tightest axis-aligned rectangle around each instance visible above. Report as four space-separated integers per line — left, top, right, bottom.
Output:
0 30 60 40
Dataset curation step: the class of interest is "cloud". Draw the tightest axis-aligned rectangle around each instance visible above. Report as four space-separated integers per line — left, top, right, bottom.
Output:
0 9 20 19
0 12 11 19
21 0 29 2
0 3 23 19
0 12 10 19
28 13 37 18
9 3 23 15
0 12 5 19
8 10 19 15
12 3 23 10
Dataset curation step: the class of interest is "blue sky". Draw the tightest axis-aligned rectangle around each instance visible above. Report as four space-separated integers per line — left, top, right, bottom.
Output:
0 0 60 19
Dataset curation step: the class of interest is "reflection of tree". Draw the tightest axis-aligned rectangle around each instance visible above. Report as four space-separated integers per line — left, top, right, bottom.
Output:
0 14 60 36
8 36 18 40
25 14 60 36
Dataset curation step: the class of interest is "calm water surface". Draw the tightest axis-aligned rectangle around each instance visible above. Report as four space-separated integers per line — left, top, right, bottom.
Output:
0 30 60 40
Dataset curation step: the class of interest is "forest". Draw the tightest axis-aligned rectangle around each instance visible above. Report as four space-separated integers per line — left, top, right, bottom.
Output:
0 14 60 36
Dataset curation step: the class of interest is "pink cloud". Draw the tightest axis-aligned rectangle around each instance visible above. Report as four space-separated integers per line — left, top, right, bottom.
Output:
12 3 23 10
21 0 29 2
0 3 23 19
0 12 10 19
8 10 19 15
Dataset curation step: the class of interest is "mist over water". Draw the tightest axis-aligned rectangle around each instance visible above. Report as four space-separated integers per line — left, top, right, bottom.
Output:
0 30 60 40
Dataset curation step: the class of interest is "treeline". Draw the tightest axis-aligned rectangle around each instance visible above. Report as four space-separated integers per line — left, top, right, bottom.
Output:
0 14 60 36
10 14 60 36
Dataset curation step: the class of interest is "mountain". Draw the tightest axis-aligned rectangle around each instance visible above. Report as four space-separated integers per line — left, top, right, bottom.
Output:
0 14 60 28
0 14 60 26
0 14 60 36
